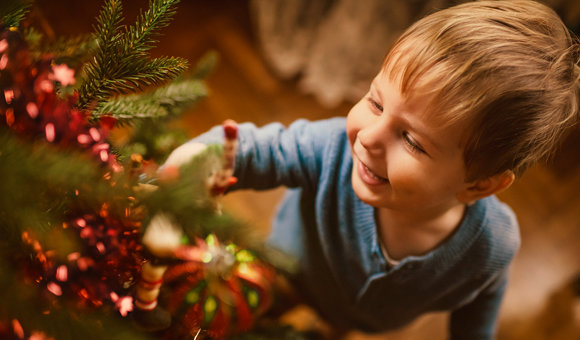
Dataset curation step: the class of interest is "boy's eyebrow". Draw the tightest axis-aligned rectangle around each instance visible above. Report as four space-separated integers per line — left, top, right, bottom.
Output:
404 105 447 156
409 121 444 156
371 77 445 156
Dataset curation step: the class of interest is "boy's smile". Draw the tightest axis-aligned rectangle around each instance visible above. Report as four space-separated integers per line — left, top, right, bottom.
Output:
355 155 389 185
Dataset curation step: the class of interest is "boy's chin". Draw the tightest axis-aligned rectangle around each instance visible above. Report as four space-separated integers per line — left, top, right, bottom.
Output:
351 182 389 208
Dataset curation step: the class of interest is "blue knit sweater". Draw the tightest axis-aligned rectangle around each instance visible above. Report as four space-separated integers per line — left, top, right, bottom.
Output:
190 117 521 339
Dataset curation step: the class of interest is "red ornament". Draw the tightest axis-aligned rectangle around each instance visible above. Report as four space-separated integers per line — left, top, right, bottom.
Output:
163 234 275 339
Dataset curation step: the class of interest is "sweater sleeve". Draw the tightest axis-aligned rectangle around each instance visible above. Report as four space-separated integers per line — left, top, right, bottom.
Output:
448 268 509 340
191 118 345 191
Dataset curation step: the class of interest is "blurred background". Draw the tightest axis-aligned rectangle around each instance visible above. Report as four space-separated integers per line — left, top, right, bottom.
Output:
35 0 580 339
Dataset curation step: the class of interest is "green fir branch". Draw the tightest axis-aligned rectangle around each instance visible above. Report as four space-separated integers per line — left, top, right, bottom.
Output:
123 0 180 54
93 77 207 121
113 56 187 91
0 130 128 246
25 29 98 64
0 0 32 28
79 54 187 109
95 0 124 49
76 0 124 108
77 0 186 109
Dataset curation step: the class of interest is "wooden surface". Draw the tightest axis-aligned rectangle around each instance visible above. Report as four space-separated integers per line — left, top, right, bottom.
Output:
37 0 580 338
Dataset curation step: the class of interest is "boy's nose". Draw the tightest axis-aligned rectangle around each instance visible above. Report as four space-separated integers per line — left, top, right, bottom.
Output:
358 121 387 154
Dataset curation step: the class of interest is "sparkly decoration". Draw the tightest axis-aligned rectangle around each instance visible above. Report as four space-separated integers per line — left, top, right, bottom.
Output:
20 208 144 310
50 63 76 86
110 292 134 317
164 234 275 339
65 210 145 308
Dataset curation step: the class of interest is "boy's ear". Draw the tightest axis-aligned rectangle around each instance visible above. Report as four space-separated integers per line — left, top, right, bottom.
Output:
457 170 515 204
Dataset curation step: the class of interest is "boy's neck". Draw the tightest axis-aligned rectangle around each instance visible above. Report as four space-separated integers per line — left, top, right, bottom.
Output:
375 202 467 261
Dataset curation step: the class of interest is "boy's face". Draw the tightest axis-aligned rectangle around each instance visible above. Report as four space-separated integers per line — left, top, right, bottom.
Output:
346 70 472 214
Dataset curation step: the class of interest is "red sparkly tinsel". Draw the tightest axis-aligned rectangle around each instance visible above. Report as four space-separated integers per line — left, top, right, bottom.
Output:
1 27 144 316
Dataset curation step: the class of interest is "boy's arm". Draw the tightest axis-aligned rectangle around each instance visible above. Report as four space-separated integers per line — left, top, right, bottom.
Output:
166 118 339 191
449 269 509 340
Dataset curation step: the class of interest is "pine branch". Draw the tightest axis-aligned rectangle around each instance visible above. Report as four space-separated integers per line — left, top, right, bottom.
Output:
77 0 186 109
76 0 124 108
0 130 127 245
0 0 32 28
92 77 206 122
115 56 187 91
24 28 97 64
123 0 180 54
80 56 187 109
95 0 124 50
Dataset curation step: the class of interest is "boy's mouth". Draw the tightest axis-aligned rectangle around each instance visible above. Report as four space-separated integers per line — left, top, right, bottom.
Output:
356 158 389 185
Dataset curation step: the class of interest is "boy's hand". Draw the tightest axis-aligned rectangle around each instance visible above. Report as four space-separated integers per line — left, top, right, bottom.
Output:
158 120 239 196
159 142 207 182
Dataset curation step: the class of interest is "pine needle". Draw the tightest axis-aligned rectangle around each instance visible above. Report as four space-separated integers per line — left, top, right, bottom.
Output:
0 130 128 244
77 0 186 109
0 0 32 28
24 28 97 64
92 77 207 122
123 0 180 53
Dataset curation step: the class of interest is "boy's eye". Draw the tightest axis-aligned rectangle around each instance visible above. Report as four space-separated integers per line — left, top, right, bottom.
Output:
367 97 383 112
402 131 426 154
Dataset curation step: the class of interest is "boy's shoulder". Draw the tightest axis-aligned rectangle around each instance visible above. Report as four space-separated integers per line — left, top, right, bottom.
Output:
463 196 521 265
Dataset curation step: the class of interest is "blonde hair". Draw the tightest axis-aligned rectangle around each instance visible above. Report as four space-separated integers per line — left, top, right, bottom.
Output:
383 0 580 181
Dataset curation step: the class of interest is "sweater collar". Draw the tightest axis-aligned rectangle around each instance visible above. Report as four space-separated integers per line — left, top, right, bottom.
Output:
356 196 487 271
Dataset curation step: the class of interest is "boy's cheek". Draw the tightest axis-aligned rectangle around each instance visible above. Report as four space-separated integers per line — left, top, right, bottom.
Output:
387 155 432 192
345 120 359 147
346 105 368 143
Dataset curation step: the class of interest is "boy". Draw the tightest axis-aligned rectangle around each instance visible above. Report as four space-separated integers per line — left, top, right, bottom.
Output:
164 1 579 338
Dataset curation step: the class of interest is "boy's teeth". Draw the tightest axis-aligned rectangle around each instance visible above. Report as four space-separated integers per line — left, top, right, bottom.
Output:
365 165 386 181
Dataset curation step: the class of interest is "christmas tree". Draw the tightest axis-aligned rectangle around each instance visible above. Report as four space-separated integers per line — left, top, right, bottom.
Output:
0 1 305 339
